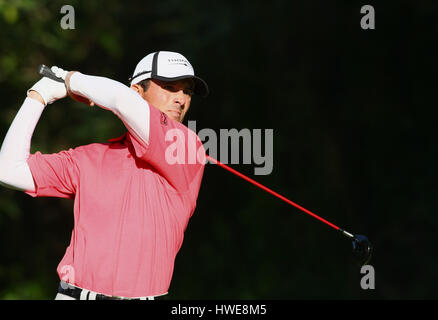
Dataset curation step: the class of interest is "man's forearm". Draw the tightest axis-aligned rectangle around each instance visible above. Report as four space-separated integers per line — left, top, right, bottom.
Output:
68 72 150 145
0 97 43 192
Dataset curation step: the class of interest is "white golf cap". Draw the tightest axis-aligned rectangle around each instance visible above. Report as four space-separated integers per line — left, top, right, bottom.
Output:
128 51 209 97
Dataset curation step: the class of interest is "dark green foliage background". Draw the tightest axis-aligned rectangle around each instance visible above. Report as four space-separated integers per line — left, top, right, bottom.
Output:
0 0 435 299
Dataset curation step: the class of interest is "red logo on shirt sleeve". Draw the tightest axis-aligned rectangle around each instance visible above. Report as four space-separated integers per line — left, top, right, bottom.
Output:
160 112 168 126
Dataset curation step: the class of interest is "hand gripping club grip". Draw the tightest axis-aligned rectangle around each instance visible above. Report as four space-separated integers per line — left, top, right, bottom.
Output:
37 64 93 106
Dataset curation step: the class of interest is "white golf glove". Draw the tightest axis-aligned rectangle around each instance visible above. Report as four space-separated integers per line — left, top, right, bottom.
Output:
27 66 70 105
51 66 68 80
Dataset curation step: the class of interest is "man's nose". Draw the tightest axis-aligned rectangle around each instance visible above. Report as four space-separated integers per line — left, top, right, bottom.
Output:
173 90 186 108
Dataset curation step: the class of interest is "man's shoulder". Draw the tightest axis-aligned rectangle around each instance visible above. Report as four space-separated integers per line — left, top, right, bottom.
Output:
71 136 127 156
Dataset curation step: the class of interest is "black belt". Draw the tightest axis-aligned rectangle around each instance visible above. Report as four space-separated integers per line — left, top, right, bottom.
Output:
58 282 162 300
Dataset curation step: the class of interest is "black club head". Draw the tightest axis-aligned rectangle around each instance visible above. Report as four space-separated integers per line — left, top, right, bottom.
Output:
352 234 373 266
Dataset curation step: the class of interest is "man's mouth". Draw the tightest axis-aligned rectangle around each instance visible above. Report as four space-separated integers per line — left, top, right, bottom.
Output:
167 109 181 118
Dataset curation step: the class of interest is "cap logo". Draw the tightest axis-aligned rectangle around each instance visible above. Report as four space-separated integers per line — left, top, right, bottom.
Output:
168 58 189 67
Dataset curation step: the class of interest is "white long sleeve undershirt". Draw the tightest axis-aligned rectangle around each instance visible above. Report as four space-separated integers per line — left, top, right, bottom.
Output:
0 98 43 192
0 74 151 192
69 72 150 146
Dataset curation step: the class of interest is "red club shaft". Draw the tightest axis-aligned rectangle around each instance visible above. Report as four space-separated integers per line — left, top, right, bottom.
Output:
206 155 341 232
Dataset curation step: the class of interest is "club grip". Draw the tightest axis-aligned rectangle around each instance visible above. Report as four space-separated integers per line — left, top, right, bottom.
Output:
38 64 64 83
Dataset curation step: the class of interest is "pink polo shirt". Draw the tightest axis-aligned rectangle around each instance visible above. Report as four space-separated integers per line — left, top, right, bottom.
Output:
25 106 205 297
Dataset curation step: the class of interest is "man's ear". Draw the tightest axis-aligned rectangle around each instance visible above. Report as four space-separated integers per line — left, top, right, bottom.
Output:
130 83 144 95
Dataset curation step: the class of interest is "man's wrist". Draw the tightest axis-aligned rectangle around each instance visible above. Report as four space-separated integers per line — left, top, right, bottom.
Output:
27 90 46 106
64 71 94 106
65 71 77 93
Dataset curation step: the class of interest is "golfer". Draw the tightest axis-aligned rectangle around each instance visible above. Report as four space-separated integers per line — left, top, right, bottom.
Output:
0 51 208 300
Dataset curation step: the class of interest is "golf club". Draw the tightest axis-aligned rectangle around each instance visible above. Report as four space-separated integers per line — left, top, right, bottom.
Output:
205 157 373 266
38 64 65 83
38 64 373 266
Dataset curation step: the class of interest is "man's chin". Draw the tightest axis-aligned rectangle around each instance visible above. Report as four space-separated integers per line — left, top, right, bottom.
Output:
169 115 182 123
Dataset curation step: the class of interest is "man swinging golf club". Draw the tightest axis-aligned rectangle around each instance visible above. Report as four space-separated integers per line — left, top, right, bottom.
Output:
0 51 208 300
0 48 373 300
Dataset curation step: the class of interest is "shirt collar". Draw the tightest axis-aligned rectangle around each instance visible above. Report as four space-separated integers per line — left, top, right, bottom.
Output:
107 132 128 143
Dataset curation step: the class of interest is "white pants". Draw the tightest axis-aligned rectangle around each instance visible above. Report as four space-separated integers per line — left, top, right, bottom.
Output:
55 293 76 300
